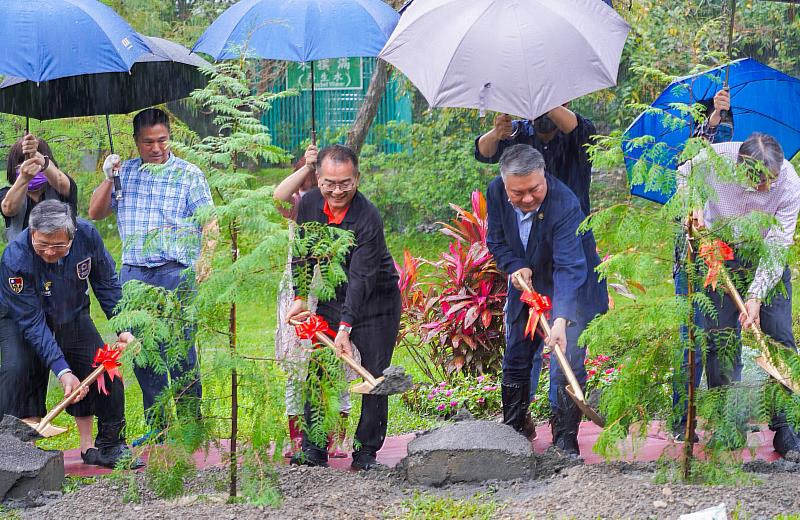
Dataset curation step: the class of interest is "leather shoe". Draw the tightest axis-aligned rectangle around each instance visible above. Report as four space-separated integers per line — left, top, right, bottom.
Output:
290 451 329 468
351 453 386 471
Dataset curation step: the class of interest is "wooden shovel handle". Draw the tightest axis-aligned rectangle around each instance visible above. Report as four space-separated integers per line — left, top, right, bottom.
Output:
37 364 106 433
288 316 378 386
513 272 587 402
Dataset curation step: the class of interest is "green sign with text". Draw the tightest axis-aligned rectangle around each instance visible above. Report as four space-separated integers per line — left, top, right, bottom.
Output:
286 57 363 91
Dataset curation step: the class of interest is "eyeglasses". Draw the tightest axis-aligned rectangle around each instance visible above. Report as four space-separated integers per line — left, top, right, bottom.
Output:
32 240 73 253
320 180 356 192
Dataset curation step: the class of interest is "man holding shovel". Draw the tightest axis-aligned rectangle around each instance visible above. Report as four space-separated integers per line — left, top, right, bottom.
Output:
677 133 800 458
0 200 138 468
286 144 401 471
486 144 607 456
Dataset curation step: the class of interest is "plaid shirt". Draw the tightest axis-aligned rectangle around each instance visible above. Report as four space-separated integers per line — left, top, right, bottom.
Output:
678 141 800 299
110 154 213 267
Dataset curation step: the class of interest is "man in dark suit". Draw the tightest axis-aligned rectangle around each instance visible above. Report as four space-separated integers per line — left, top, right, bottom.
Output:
486 144 608 456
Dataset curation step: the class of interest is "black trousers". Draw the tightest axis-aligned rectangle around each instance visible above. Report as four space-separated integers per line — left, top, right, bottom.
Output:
49 312 125 422
303 288 401 460
0 303 48 418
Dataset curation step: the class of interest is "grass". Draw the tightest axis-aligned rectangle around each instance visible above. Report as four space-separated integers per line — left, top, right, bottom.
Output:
388 492 500 520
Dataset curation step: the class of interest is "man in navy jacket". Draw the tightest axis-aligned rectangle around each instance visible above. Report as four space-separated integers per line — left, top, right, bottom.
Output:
486 144 607 456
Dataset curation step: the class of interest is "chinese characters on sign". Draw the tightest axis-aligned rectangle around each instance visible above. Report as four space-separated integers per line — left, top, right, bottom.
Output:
286 57 363 90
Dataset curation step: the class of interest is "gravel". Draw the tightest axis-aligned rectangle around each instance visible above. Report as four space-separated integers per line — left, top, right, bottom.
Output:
14 459 800 519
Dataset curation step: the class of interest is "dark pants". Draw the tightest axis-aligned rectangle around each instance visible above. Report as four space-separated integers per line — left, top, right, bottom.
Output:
702 265 794 433
120 262 201 428
303 288 401 462
671 262 707 431
503 303 589 415
49 312 125 423
0 303 48 418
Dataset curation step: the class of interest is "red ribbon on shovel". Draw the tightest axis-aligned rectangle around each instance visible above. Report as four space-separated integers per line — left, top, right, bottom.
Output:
698 239 734 290
520 289 552 340
294 314 337 346
92 344 122 395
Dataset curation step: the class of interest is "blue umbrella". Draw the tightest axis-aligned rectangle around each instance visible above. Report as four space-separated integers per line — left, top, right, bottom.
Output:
192 0 400 142
0 0 152 83
623 58 800 204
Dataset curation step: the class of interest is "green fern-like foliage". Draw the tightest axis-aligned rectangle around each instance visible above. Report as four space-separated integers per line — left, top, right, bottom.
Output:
291 221 355 301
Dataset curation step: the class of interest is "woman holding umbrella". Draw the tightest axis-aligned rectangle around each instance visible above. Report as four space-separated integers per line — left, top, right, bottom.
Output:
0 134 76 423
1 134 76 241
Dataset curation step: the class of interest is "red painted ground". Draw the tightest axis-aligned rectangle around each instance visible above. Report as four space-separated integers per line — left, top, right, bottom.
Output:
63 422 780 477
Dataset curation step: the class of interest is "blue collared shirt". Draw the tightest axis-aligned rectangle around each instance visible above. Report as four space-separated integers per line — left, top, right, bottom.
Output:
108 154 213 267
514 206 538 249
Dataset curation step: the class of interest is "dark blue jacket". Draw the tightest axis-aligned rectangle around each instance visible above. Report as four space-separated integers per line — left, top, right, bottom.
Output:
0 219 122 376
486 174 608 325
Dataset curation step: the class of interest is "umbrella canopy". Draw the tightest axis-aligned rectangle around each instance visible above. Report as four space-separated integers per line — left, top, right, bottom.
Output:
379 0 630 121
0 0 152 82
192 0 400 62
623 58 800 204
0 36 209 120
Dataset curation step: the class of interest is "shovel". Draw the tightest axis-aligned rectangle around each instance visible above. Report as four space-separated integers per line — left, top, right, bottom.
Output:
514 273 606 427
9 361 111 439
718 269 800 394
689 229 799 394
289 313 412 396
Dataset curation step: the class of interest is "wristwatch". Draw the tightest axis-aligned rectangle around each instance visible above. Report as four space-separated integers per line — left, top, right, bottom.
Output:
338 324 352 334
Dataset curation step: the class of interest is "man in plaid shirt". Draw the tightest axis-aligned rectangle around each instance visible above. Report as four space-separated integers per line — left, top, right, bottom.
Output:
677 133 800 459
88 108 217 445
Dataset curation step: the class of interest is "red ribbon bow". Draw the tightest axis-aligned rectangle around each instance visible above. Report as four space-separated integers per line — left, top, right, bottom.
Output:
520 290 552 340
92 344 122 395
294 314 337 346
698 239 734 290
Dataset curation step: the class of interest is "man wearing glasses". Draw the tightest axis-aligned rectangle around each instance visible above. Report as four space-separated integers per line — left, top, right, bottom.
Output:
286 144 401 471
0 200 139 468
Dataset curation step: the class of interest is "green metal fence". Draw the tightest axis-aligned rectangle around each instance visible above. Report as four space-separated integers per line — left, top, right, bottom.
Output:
261 58 412 155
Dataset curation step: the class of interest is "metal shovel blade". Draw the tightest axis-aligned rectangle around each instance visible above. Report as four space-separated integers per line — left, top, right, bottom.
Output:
21 418 68 438
566 385 606 427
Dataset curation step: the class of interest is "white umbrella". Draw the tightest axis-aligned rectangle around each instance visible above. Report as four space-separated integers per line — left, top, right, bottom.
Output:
379 0 630 120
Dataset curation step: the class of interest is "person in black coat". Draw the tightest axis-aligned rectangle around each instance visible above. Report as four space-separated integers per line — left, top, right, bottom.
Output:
286 145 401 471
486 144 607 456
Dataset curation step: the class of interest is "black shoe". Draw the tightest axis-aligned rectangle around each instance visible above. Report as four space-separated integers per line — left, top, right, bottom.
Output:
551 386 581 458
290 451 329 468
351 453 387 471
80 445 143 469
773 426 800 461
502 383 531 434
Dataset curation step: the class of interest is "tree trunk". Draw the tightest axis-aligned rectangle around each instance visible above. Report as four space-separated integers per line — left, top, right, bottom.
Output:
229 219 239 498
346 60 391 157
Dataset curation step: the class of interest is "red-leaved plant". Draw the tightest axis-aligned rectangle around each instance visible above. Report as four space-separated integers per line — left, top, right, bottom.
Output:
395 191 506 380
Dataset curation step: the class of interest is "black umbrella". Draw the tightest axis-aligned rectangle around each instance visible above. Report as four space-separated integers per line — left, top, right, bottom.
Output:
0 35 208 149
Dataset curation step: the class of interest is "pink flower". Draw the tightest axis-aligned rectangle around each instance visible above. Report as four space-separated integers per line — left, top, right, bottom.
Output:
605 368 615 375
437 404 446 411
445 389 453 397
477 375 486 383
450 401 458 407
477 397 486 404
588 369 596 377
427 394 435 400
488 385 497 391
439 382 447 388
483 385 492 391
431 388 439 395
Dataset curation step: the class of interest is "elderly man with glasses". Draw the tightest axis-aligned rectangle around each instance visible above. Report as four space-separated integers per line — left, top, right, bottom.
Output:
0 200 139 468
286 144 401 471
